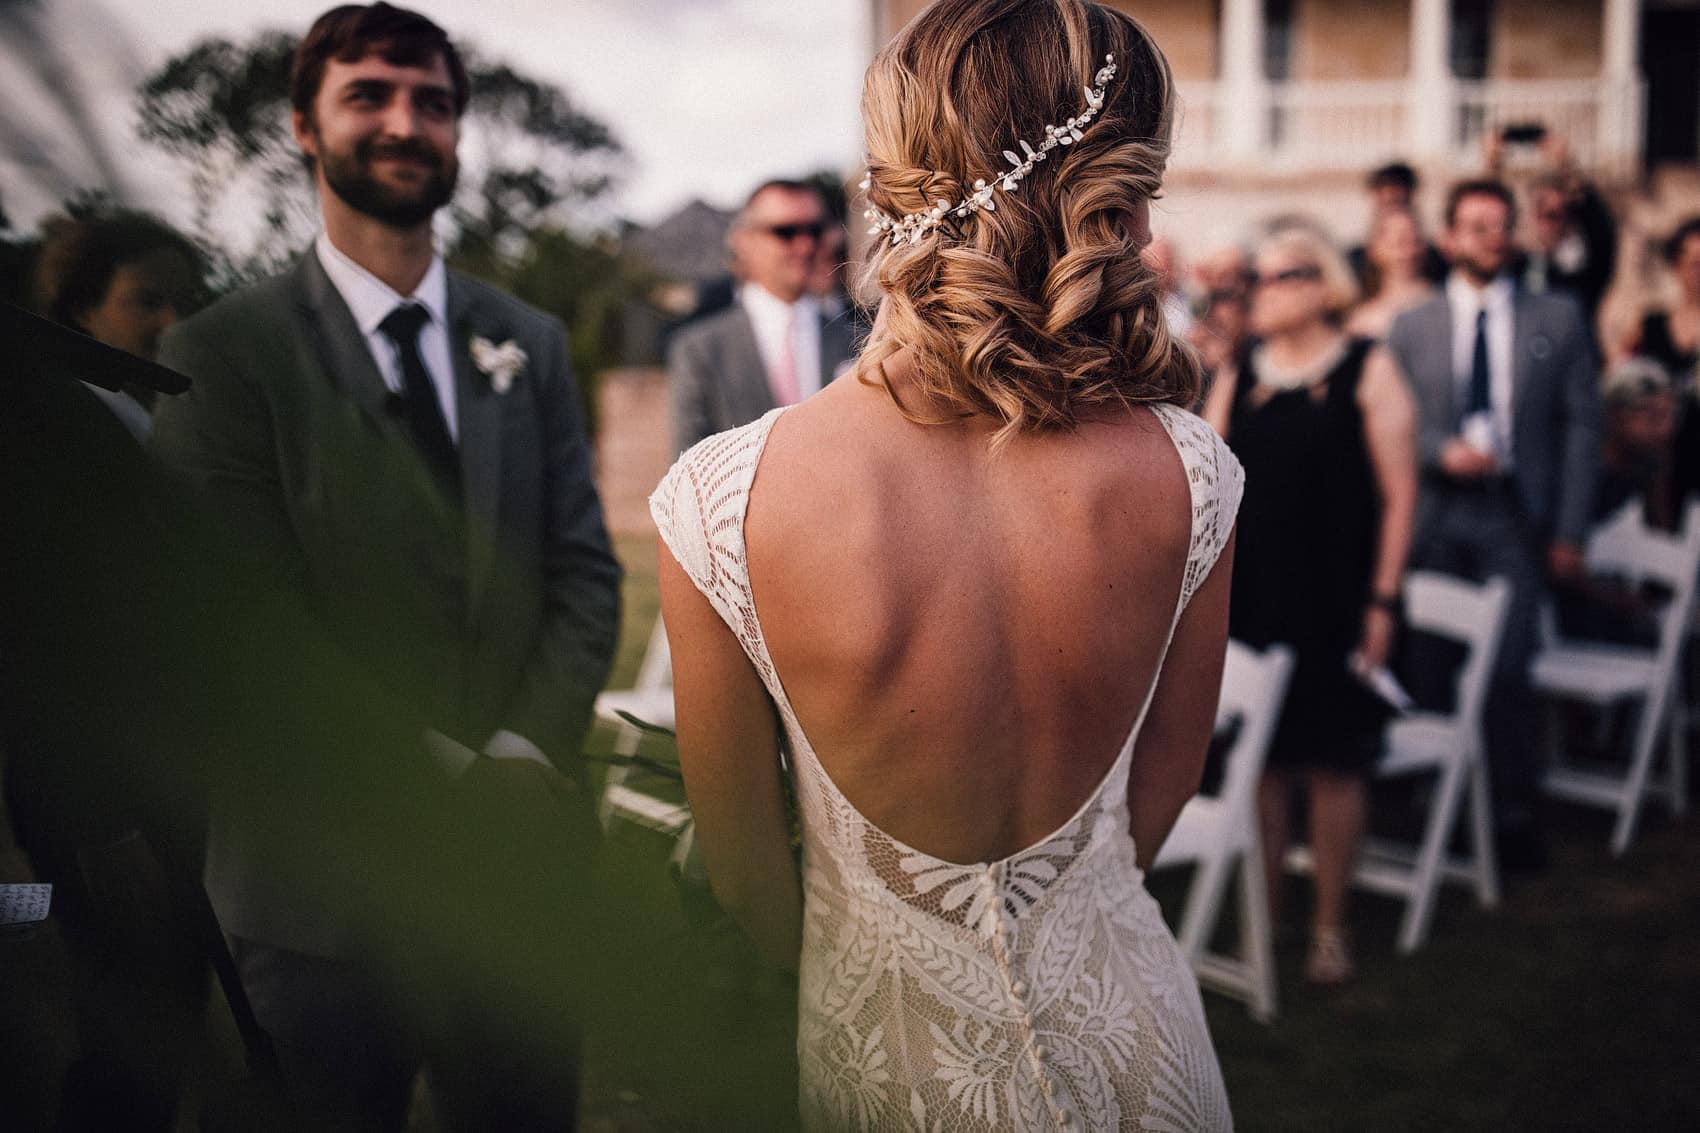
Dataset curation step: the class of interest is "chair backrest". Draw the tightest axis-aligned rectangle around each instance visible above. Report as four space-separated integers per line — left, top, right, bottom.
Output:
1212 641 1295 815
1404 571 1512 732
1584 499 1700 669
632 615 673 691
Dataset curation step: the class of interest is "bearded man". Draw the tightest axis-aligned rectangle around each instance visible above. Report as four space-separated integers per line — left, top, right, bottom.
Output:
151 5 621 1128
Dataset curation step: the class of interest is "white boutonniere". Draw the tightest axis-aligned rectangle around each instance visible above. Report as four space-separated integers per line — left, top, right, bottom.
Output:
470 336 527 394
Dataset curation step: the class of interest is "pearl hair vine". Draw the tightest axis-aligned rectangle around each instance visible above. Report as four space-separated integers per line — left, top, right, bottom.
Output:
861 54 1118 248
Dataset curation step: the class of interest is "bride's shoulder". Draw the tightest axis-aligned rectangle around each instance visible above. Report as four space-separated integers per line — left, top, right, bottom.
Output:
1142 402 1245 521
649 409 785 572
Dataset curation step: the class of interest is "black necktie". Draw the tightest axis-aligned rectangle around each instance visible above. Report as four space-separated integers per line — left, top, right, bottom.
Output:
1465 307 1492 420
378 303 459 490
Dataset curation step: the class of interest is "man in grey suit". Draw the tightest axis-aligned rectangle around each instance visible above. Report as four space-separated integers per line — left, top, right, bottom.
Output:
150 5 619 1128
668 178 862 452
1386 177 1602 870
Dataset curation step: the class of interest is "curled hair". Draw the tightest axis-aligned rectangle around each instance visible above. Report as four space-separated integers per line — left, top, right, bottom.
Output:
856 0 1197 447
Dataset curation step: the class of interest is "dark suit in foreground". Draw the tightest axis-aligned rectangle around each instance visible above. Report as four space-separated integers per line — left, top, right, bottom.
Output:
151 251 621 1129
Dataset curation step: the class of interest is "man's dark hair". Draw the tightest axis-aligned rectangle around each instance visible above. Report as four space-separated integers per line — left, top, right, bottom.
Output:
33 211 202 330
1367 162 1419 195
291 3 470 121
1664 215 1700 266
740 179 829 217
1444 178 1518 229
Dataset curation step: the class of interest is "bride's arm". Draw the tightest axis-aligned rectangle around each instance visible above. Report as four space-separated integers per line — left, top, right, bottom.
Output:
1124 530 1235 870
658 539 802 970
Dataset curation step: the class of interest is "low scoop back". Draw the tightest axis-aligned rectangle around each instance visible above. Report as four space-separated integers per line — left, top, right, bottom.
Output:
650 399 1243 883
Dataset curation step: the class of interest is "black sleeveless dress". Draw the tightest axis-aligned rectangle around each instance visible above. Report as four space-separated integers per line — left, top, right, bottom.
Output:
1227 337 1385 773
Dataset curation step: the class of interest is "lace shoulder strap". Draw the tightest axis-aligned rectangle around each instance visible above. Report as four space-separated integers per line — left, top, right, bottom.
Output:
1151 403 1245 611
648 408 785 641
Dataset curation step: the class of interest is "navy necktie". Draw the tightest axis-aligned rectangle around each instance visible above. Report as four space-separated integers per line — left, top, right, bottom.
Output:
378 303 459 490
1465 307 1492 421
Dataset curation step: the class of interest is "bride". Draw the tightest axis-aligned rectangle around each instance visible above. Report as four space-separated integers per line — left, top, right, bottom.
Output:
651 1 1240 1127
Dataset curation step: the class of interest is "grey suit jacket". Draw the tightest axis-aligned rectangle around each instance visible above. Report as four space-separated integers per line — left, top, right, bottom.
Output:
667 300 862 453
152 252 621 953
1386 287 1602 545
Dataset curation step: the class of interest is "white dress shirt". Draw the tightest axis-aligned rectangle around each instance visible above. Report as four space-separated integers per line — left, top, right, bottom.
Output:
314 231 458 440
1446 273 1516 467
316 234 551 777
740 283 824 403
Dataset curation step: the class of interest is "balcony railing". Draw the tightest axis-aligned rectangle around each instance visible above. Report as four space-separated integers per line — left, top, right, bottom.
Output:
1173 79 1645 175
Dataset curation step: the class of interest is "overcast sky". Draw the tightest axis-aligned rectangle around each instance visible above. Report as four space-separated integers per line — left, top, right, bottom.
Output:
4 0 870 229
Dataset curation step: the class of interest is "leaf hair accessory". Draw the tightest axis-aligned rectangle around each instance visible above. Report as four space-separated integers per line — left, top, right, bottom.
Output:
862 54 1118 248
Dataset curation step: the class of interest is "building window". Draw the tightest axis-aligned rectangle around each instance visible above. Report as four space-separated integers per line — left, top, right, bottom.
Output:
1450 0 1494 80
1266 0 1294 145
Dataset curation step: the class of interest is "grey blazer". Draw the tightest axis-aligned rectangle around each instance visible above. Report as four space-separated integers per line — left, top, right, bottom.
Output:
152 252 621 954
667 301 862 453
1386 287 1602 545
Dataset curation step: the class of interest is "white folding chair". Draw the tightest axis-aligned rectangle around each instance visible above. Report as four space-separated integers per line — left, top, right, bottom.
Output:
1350 572 1510 954
593 617 692 863
1534 499 1700 856
1153 641 1294 1022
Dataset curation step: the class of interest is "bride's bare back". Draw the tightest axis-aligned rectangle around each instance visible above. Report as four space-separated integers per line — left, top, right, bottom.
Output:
745 367 1198 865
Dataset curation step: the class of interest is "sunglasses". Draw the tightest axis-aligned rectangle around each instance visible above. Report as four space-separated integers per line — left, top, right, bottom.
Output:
1247 265 1323 289
761 221 829 243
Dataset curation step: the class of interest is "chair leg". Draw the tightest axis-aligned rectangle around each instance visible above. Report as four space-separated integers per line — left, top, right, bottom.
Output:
597 722 645 829
1469 754 1500 908
668 820 696 872
1398 755 1467 955
1176 850 1234 968
1668 672 1689 817
1237 840 1278 1022
1612 690 1670 856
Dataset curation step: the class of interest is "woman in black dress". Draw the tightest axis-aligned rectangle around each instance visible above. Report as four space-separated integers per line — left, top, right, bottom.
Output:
1203 226 1417 985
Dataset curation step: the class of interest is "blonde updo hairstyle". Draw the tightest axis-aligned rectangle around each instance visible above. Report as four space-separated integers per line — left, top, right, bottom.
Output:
857 0 1196 446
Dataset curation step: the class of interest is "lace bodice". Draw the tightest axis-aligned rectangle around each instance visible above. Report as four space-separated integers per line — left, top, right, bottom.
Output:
651 403 1243 1132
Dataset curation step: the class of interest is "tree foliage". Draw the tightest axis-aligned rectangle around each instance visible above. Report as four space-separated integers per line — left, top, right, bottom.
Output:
133 31 651 426
135 32 626 281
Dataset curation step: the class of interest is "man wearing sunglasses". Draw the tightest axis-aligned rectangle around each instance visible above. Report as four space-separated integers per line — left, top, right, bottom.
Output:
668 178 862 452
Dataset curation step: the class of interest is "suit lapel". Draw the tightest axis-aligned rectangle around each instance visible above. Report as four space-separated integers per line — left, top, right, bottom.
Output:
1424 296 1456 426
295 253 392 424
725 307 775 418
448 272 502 616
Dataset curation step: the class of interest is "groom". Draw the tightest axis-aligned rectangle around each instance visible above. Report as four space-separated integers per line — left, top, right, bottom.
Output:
151 4 620 1128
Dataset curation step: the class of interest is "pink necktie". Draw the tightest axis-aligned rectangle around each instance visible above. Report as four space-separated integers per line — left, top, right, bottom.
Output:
769 308 801 406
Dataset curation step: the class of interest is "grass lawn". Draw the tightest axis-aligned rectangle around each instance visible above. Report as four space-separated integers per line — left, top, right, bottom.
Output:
580 552 1700 1133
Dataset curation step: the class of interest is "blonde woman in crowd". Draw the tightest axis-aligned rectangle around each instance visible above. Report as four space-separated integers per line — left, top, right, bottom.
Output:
1203 226 1417 986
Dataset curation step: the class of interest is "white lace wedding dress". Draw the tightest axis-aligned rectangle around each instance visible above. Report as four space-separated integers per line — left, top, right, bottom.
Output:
651 402 1242 1132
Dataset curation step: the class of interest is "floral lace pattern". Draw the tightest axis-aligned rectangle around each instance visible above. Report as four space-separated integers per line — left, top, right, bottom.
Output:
652 403 1242 1131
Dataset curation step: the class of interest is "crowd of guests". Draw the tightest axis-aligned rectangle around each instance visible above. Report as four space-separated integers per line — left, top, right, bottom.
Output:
1175 151 1699 987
